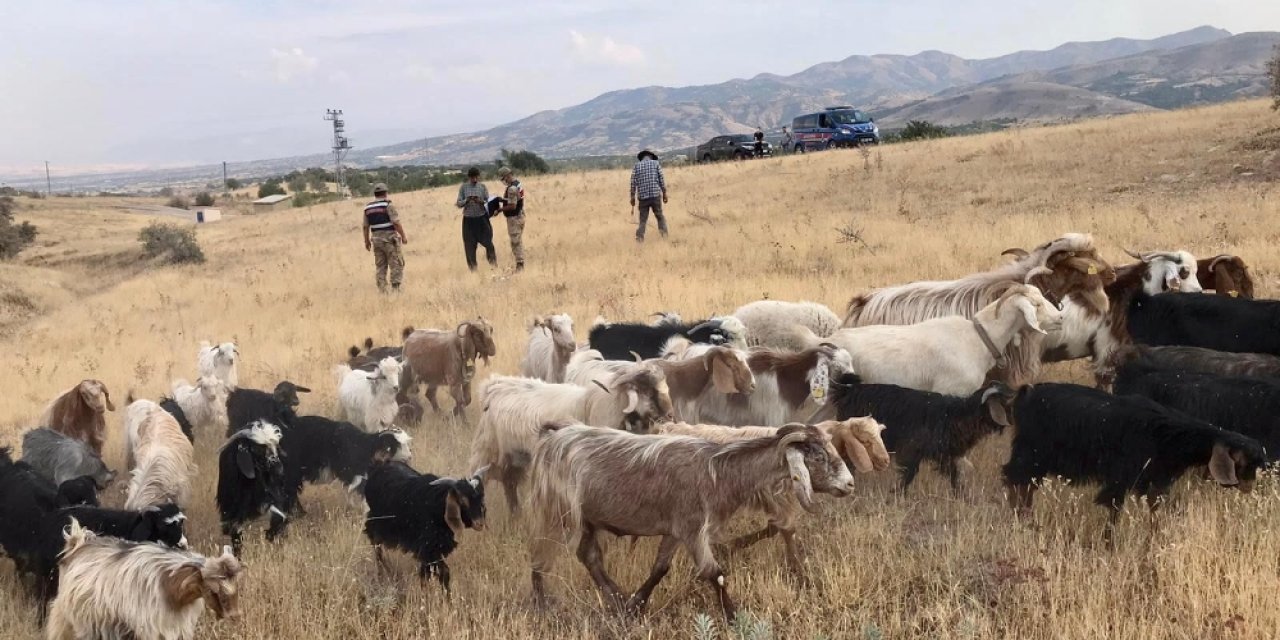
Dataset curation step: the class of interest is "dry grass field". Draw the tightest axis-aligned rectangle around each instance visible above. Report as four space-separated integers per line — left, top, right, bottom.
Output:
2 100 1280 639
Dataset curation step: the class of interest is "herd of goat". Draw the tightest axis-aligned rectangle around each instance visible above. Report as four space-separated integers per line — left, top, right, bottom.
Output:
2 231 1279 636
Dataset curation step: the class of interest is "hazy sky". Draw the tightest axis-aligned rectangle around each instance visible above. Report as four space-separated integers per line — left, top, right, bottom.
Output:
2 0 1277 170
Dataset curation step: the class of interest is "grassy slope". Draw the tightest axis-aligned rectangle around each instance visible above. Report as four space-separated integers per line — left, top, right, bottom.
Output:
0 100 1278 639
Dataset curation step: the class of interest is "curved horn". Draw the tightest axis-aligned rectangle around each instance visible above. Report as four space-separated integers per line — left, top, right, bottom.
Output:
1024 266 1052 283
591 380 610 394
777 429 809 449
1123 248 1153 262
784 448 814 511
629 351 644 363
688 321 715 334
1208 254 1234 271
1002 248 1029 259
623 389 640 415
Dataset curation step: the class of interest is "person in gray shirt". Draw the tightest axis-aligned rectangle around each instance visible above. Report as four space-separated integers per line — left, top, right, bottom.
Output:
456 167 497 271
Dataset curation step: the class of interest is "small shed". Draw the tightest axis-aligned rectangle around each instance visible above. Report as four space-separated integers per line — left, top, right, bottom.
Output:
191 207 223 223
252 194 292 212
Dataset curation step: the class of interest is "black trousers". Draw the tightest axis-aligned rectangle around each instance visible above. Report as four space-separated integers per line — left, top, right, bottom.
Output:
462 216 497 270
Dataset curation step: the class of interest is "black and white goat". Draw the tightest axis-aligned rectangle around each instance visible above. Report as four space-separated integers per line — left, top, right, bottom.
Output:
364 462 487 591
225 380 310 436
588 315 747 361
279 416 413 514
216 421 287 556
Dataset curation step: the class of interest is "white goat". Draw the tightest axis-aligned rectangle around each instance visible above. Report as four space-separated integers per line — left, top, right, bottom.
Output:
814 284 1063 397
519 314 576 383
170 376 228 432
732 300 842 351
336 357 403 432
45 518 243 640
197 341 239 390
124 399 198 510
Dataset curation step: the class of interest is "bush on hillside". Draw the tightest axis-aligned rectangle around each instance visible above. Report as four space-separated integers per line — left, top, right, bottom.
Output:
194 192 216 207
167 195 189 210
258 180 286 198
139 222 205 265
499 148 550 175
225 178 242 190
1269 44 1280 111
898 120 950 142
0 196 37 260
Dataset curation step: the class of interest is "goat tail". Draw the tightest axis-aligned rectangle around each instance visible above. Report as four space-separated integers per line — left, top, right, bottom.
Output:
842 293 871 327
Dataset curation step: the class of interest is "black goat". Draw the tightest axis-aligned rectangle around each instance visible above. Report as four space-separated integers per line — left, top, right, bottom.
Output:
1110 344 1280 380
1115 361 1280 458
588 316 747 360
1005 383 1264 535
159 396 196 442
829 374 1013 492
217 421 288 556
225 380 311 437
279 416 413 514
1128 291 1280 355
364 462 487 591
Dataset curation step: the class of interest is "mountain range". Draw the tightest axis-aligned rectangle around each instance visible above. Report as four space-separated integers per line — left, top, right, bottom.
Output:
8 25 1277 191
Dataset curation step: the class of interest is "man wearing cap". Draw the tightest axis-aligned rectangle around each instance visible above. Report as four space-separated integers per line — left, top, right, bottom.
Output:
629 149 668 242
495 166 526 271
456 167 496 271
362 183 408 292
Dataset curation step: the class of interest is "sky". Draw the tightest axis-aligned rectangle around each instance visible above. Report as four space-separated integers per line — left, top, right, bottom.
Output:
1 0 1278 172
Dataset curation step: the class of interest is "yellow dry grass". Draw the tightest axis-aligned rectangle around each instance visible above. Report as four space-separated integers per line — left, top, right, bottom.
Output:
2 100 1279 639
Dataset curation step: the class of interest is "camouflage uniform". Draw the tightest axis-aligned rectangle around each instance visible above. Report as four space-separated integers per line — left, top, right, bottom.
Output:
364 196 404 291
499 169 526 270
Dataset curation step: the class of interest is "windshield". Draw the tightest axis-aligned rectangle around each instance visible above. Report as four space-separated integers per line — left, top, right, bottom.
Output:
827 110 871 125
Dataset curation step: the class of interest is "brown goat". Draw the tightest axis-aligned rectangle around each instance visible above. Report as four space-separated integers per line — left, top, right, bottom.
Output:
529 422 853 620
402 318 496 419
43 380 115 457
1197 254 1254 299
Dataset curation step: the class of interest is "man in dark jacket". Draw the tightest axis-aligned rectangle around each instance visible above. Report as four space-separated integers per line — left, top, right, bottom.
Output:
456 167 496 271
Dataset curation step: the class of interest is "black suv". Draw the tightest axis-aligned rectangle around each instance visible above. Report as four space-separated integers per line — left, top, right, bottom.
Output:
695 134 772 162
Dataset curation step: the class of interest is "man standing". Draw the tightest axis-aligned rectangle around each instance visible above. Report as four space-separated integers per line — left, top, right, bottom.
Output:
629 149 668 242
781 126 794 154
456 167 496 271
362 182 408 292
496 166 526 272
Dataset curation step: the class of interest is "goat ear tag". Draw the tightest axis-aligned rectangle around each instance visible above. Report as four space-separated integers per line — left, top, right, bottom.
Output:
810 367 830 403
1087 265 1098 275
1229 290 1239 298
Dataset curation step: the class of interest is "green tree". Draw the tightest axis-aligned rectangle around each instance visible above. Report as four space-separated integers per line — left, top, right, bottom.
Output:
257 180 286 198
225 178 242 190
193 192 215 207
0 196 38 260
499 148 550 174
898 120 950 142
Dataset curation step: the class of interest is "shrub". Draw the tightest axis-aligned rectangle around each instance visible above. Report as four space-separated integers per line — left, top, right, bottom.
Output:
225 178 242 190
194 192 216 207
0 196 37 260
258 180 286 199
499 148 550 174
1269 44 1280 111
898 120 950 142
167 195 190 210
138 222 205 265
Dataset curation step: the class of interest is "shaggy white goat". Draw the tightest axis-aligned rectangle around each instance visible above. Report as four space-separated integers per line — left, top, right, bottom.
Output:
519 314 576 383
197 341 239 390
124 399 198 510
814 284 1062 397
45 518 243 640
171 376 228 432
732 300 842 351
336 357 403 432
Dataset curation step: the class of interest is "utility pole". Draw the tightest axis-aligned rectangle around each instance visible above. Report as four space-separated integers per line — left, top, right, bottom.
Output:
222 161 228 190
324 109 352 198
45 161 51 197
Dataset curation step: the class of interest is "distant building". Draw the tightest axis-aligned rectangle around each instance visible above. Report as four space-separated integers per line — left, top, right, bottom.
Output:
252 194 292 212
191 206 222 223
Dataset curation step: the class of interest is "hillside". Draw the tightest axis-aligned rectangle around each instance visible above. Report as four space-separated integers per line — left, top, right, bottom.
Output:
877 81 1159 128
0 100 1278 639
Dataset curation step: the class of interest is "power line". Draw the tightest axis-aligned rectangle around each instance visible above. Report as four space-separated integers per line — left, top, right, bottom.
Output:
324 109 352 198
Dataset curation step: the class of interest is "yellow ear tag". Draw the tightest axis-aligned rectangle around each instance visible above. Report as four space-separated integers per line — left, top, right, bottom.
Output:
812 387 825 400
1087 265 1098 275
1229 290 1239 298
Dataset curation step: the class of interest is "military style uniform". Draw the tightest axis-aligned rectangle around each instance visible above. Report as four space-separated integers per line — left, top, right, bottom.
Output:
502 177 525 270
364 198 404 291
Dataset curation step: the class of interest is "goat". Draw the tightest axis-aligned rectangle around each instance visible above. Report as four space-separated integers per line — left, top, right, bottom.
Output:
216 421 287 556
197 340 239 389
1128 291 1280 356
1004 383 1264 540
818 284 1062 397
364 462 487 591
45 518 243 640
279 416 412 514
468 368 673 514
732 300 842 351
21 428 115 489
686 344 853 426
1197 254 1254 299
843 233 1110 386
159 397 196 443
1109 344 1280 379
336 357 403 432
520 314 577 383
1041 249 1201 387
224 380 310 437
171 376 228 435
402 318 496 419
0 447 99 579
653 418 886 578
122 398 197 511
347 337 404 370
41 380 115 457
1115 361 1280 458
566 339 755 422
529 423 853 620
588 315 748 361
828 374 1014 492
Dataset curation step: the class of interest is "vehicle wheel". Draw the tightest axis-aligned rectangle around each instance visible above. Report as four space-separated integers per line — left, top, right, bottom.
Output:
702 154 712 163
795 144 805 154
825 140 835 150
